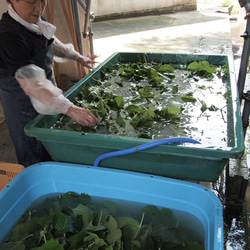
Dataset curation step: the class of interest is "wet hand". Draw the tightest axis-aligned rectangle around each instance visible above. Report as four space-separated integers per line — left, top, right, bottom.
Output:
66 105 99 127
77 54 98 69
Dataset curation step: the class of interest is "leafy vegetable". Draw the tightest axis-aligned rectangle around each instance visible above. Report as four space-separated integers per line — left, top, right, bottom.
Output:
187 60 217 79
0 192 205 250
51 59 229 145
181 93 197 103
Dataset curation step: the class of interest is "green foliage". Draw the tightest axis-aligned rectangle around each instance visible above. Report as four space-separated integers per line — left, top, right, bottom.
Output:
114 96 124 109
52 59 228 140
181 93 197 103
187 60 217 79
0 193 204 250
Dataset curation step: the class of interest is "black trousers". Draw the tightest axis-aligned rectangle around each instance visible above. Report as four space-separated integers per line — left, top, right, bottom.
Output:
1 88 52 167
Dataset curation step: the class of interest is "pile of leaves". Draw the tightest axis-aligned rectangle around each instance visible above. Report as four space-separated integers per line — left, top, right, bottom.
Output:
0 192 204 250
52 58 228 141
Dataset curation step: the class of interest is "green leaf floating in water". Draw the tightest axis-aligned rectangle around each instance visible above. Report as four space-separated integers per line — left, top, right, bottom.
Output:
0 192 205 250
181 92 197 103
172 85 178 94
208 104 219 111
41 239 64 250
51 59 228 142
139 86 154 98
188 60 217 73
156 63 175 73
114 95 124 109
200 100 207 112
166 106 181 115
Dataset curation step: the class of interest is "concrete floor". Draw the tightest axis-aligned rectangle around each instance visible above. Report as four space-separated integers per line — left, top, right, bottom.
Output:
0 1 250 249
93 7 233 64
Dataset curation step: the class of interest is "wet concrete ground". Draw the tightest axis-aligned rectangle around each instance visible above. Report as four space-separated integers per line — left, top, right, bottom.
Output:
0 1 250 249
93 8 233 64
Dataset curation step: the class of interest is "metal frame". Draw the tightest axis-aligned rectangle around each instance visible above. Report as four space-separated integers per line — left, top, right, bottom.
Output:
76 0 95 58
238 0 250 137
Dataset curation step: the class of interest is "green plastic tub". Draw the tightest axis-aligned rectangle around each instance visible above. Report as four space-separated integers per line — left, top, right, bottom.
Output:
25 52 245 181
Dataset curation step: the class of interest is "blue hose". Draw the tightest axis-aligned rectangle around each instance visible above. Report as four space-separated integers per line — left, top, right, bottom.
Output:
94 137 200 167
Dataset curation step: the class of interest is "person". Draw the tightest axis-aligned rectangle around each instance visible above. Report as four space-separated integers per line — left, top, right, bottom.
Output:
0 0 99 167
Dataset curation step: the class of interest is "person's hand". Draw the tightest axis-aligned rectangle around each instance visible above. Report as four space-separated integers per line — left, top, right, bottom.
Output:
66 105 99 127
77 54 98 69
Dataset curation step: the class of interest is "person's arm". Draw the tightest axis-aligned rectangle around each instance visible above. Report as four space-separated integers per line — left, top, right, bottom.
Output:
15 64 99 127
53 36 96 69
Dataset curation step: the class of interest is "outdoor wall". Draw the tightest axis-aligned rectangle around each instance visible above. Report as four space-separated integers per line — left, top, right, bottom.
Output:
0 1 7 15
91 0 197 19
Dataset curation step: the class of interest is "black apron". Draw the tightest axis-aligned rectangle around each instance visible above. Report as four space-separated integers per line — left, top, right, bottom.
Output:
0 13 54 167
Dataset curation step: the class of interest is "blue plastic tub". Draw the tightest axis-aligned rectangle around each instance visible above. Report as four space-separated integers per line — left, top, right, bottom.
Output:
0 162 223 249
